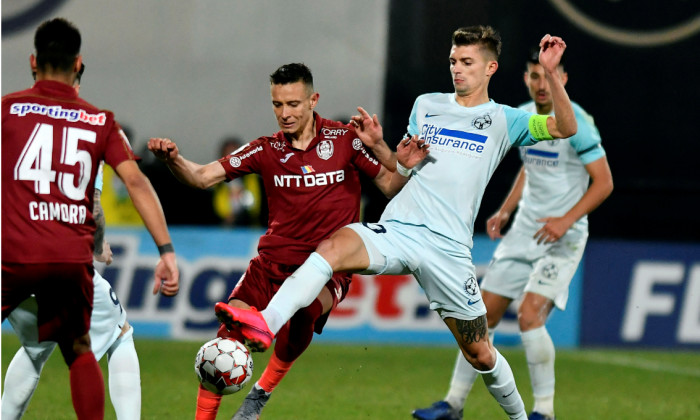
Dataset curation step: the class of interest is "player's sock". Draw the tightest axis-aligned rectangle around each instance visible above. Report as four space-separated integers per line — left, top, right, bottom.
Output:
195 385 223 420
257 353 295 393
261 252 332 334
477 349 526 420
69 351 105 420
106 327 141 420
444 350 478 410
2 347 45 419
521 326 555 417
444 328 494 409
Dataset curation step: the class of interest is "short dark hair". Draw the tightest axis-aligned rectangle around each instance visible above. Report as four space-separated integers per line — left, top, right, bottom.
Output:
452 25 501 60
269 63 314 89
526 46 565 69
34 18 81 73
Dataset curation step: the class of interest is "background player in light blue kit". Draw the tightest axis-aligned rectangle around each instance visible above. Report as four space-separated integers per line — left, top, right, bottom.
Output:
412 47 613 420
215 26 579 420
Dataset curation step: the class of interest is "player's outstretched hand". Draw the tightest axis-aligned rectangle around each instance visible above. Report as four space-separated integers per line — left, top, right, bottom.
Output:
148 138 180 163
486 211 511 240
153 252 180 296
350 106 383 148
538 34 566 73
94 240 113 265
397 135 430 170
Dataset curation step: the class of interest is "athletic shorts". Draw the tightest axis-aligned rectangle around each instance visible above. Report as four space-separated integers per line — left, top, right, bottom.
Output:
480 227 588 310
2 262 94 344
228 255 351 334
7 270 128 361
347 221 486 320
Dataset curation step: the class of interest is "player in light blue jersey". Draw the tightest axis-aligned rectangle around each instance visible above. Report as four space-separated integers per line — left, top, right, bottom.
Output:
214 26 578 420
412 48 613 420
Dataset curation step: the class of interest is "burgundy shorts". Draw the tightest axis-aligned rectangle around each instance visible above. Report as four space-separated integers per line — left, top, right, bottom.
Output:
2 262 94 343
227 255 350 334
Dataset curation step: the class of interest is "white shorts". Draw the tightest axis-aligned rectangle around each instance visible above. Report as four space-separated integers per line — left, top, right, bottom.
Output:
480 227 588 310
8 270 128 361
347 221 486 320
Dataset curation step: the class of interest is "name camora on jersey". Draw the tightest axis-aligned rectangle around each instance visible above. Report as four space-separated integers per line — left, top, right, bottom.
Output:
28 200 89 224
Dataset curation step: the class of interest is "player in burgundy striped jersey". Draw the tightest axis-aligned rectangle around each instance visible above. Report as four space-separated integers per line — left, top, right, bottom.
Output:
2 18 179 420
149 63 426 420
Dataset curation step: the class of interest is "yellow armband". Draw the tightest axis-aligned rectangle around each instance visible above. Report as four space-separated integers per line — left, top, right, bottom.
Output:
528 114 554 141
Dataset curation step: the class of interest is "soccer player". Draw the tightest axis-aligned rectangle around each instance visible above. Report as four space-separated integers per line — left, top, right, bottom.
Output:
214 26 579 420
2 164 142 420
148 63 423 420
2 18 179 420
411 47 613 420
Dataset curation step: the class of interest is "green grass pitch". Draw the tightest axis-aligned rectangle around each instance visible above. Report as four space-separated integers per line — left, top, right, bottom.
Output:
2 334 699 419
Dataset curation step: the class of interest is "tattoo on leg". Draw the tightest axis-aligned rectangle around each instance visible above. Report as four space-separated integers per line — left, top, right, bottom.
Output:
456 315 488 344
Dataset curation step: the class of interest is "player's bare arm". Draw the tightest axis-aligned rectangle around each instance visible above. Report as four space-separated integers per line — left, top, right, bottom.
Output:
148 137 227 189
538 35 577 139
113 159 180 295
487 166 526 240
534 157 613 244
351 106 396 171
92 187 113 265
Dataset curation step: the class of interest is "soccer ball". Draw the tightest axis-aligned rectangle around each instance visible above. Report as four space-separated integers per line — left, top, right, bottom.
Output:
195 337 253 395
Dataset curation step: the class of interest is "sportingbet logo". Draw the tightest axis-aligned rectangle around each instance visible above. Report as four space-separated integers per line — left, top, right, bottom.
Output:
420 123 487 153
10 102 106 126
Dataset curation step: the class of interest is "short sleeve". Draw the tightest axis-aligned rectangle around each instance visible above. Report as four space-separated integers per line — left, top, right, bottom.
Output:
570 109 606 164
504 106 537 146
407 97 421 137
218 138 264 180
103 118 139 169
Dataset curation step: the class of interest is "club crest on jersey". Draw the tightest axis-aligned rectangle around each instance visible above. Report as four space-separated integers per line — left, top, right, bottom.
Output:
229 156 242 167
472 114 492 130
316 140 334 160
463 276 479 296
352 138 364 151
301 165 315 174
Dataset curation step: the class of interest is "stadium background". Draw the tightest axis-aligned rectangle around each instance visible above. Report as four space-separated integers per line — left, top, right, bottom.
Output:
2 1 699 350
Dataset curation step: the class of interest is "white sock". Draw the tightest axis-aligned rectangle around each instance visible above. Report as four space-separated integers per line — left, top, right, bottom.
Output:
106 327 141 420
477 349 527 420
444 350 477 410
1 345 54 420
261 252 333 334
521 326 555 417
444 328 495 410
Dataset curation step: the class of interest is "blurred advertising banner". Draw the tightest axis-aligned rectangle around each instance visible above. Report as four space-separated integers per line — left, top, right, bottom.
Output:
581 240 700 349
2 227 581 347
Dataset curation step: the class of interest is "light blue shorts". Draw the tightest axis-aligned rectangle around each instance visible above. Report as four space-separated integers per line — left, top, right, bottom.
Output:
347 221 486 320
480 227 588 310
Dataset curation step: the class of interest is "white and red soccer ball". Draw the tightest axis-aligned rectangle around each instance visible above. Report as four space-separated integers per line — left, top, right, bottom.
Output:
195 337 253 395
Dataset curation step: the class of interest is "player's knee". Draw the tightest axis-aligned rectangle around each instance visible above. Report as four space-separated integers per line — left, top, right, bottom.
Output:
314 238 337 264
517 307 546 331
461 342 495 371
